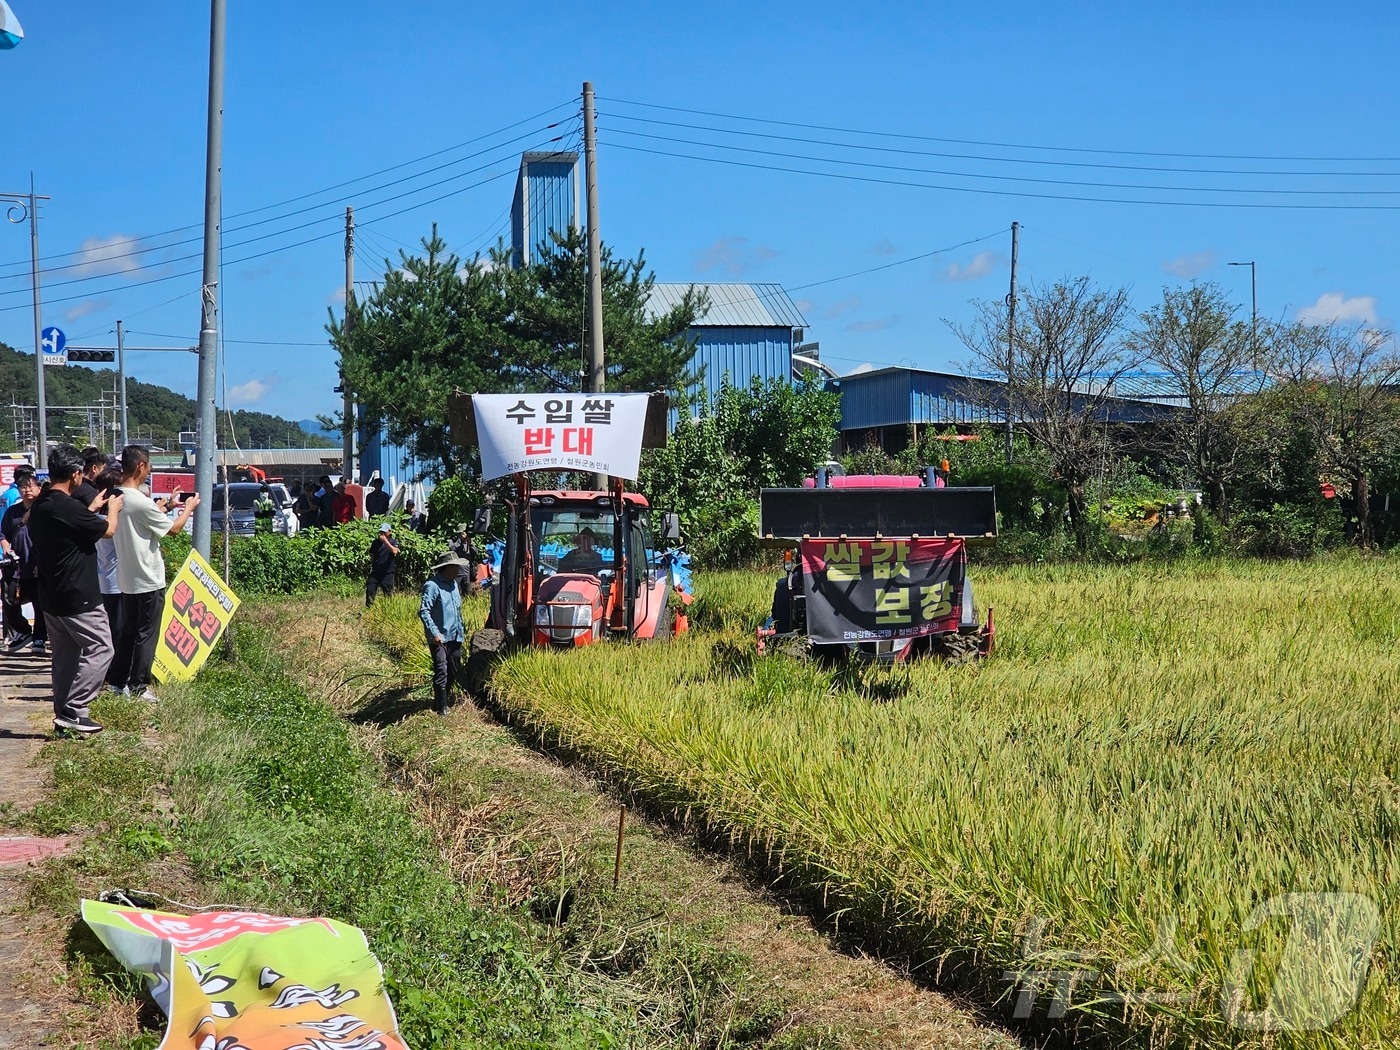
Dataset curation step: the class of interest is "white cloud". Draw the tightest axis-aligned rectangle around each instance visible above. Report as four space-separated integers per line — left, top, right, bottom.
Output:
326 286 347 307
1296 292 1379 326
69 234 147 277
63 297 111 323
847 362 875 374
794 298 816 314
229 378 272 406
694 236 779 276
1162 251 1218 279
869 239 899 256
844 316 899 333
942 251 1003 282
823 296 861 320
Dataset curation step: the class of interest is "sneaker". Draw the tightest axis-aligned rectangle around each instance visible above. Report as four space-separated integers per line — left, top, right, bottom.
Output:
7 633 32 651
106 685 130 697
30 639 46 654
137 688 159 703
53 715 103 736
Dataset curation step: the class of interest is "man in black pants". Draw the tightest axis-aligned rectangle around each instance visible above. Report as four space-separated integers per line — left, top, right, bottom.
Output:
111 445 200 702
365 522 399 606
27 445 123 735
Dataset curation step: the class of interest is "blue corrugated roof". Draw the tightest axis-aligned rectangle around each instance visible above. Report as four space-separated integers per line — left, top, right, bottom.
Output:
648 283 808 328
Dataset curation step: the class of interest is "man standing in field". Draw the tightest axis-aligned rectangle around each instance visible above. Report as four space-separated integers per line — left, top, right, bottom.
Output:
365 477 390 517
111 445 201 702
27 444 123 736
420 552 468 715
366 522 399 606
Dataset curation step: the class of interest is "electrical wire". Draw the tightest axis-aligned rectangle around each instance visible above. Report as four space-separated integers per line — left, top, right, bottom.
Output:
0 97 580 276
0 123 566 293
599 94 1400 165
603 140 1400 211
603 126 1400 197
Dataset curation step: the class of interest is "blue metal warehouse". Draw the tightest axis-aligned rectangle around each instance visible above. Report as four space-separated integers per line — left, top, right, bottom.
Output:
834 366 1180 451
646 282 807 406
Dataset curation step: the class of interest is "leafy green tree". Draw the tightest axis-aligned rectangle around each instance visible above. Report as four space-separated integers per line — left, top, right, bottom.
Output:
1126 284 1259 520
329 226 703 480
642 377 841 566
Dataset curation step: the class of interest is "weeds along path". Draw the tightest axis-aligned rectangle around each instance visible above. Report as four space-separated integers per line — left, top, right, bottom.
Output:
253 591 1017 1050
358 559 1400 1050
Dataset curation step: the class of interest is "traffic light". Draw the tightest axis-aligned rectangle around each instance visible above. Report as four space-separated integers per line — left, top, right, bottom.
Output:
67 349 115 363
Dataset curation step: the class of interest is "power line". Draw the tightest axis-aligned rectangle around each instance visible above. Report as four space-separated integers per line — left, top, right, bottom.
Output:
0 122 565 289
604 140 1400 211
604 126 1400 197
0 97 580 276
600 94 1400 164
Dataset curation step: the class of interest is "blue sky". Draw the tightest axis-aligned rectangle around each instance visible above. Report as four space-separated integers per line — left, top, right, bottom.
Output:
1 1 1396 423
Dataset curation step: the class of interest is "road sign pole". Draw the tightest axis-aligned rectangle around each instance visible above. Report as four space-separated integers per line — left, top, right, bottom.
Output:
117 320 128 448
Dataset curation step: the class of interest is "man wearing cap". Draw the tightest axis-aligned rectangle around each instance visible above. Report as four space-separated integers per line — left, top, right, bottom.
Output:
366 521 399 606
420 551 468 715
559 526 604 575
252 484 276 533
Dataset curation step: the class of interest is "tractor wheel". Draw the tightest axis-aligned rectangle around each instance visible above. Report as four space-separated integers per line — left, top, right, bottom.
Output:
464 628 505 697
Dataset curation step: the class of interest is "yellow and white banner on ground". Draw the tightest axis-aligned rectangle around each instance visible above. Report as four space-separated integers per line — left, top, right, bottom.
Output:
152 550 240 684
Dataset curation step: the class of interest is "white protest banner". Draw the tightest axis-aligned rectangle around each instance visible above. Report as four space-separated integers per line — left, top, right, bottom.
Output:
473 393 652 481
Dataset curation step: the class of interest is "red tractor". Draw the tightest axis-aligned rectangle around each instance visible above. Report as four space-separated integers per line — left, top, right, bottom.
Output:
476 475 688 648
450 390 690 662
758 466 998 662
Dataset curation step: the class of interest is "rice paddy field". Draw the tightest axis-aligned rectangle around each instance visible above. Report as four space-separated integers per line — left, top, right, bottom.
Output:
368 557 1400 1048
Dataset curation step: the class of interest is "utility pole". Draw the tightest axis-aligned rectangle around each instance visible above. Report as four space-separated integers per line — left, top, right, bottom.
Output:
28 174 47 470
1228 260 1257 362
583 81 607 488
1004 221 1019 463
342 206 356 482
116 319 129 448
193 0 225 559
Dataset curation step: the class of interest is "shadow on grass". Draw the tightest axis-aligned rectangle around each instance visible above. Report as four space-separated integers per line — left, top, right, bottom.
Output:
350 683 431 727
64 917 166 1036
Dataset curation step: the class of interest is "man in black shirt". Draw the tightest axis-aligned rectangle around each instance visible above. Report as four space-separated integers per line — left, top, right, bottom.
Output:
28 444 123 736
364 477 390 517
365 522 399 606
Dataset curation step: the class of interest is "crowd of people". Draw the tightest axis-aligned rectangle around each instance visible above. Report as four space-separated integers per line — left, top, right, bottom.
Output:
1 444 198 737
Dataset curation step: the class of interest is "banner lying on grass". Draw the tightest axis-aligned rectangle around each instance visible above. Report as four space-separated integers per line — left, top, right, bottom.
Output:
152 550 240 684
82 899 407 1050
800 537 966 644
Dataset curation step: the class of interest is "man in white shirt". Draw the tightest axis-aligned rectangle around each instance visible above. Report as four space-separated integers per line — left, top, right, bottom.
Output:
111 446 200 702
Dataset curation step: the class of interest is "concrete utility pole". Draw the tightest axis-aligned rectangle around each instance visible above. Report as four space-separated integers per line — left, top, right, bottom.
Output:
1004 221 1019 463
583 81 607 488
342 206 356 482
192 0 226 559
1 180 49 467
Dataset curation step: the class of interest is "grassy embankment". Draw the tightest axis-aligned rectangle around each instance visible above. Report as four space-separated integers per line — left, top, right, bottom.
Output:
16 591 1007 1050
366 557 1400 1048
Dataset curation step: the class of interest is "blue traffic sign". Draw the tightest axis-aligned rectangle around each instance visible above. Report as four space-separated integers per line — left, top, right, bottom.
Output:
40 326 66 357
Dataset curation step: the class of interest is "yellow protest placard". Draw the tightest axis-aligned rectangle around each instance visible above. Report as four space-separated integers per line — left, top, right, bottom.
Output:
151 549 240 684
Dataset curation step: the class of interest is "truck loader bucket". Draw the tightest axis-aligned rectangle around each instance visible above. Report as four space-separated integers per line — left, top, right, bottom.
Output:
759 486 997 544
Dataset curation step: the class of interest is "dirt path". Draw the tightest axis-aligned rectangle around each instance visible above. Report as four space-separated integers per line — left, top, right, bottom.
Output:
253 596 1017 1049
0 651 69 1049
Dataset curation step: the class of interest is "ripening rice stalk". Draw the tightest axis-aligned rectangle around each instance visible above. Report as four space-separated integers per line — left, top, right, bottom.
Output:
369 556 1400 1048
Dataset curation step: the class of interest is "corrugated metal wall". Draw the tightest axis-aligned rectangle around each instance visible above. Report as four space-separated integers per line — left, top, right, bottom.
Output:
510 159 579 267
688 325 794 405
836 371 913 429
908 372 1002 425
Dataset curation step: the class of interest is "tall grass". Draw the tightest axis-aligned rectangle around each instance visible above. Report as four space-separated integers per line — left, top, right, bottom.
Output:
369 557 1400 1048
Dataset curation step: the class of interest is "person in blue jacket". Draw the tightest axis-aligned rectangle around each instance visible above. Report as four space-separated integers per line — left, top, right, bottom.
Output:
420 551 469 715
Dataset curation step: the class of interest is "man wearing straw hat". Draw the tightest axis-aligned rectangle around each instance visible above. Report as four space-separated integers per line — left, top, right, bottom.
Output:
420 550 469 715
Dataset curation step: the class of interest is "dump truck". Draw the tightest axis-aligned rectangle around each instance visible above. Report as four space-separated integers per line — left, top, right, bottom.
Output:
757 465 997 662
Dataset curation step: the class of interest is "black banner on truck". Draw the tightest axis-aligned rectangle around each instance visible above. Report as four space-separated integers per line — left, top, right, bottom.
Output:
799 538 966 644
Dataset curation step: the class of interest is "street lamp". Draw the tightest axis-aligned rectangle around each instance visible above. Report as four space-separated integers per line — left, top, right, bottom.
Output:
1227 261 1257 360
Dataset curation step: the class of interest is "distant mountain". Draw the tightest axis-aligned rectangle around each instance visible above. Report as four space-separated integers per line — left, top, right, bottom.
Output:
297 418 340 440
0 341 336 451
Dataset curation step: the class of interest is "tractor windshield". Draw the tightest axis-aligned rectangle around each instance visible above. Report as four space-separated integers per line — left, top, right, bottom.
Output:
533 507 618 579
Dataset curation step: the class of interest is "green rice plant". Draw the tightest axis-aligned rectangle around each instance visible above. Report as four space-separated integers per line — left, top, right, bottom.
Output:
365 555 1400 1048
